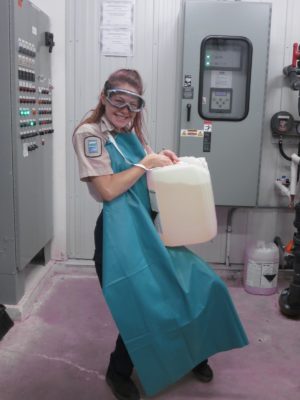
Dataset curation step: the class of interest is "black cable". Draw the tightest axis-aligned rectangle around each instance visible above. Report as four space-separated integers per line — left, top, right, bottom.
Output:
278 138 292 161
298 141 300 182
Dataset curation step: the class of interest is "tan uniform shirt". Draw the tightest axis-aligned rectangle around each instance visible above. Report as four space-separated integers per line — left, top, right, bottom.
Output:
72 117 115 181
73 117 152 202
73 117 117 201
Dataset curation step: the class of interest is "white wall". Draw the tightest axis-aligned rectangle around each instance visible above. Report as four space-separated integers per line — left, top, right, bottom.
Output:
32 0 300 266
67 0 184 260
31 0 67 260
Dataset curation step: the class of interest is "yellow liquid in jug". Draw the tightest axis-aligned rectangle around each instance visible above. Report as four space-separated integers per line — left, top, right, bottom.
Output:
154 180 217 246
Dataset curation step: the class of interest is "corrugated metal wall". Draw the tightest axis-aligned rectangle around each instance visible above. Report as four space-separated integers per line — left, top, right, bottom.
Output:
67 0 183 260
67 0 299 265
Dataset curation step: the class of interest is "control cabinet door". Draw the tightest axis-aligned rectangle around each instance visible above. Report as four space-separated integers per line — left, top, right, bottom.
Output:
179 1 271 206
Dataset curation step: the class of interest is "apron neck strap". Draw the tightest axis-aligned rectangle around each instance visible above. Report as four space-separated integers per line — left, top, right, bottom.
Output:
108 133 149 171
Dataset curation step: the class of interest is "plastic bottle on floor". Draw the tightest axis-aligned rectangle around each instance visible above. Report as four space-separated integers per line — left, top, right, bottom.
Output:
243 241 279 295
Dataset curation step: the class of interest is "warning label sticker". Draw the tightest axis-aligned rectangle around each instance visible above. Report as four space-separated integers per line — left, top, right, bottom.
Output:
246 261 278 289
180 129 203 137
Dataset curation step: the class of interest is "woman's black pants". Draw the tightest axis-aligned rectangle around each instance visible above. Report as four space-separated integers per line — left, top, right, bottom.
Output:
94 212 134 378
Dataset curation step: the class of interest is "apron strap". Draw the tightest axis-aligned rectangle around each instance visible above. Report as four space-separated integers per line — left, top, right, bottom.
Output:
108 133 150 171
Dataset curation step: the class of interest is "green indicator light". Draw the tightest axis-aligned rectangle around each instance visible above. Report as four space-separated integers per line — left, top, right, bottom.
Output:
206 62 210 66
206 54 210 59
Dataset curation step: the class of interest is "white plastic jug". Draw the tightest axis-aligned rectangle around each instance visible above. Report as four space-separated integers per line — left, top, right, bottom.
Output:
244 241 280 295
147 156 217 247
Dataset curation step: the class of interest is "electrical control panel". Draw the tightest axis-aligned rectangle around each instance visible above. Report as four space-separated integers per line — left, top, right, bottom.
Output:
0 0 54 304
179 1 271 206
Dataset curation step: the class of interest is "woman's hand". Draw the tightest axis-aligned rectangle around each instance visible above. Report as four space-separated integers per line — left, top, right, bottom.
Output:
159 149 180 163
90 149 179 202
140 150 179 169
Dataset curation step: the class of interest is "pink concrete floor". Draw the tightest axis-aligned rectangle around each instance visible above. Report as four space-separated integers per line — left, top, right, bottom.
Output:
0 264 299 400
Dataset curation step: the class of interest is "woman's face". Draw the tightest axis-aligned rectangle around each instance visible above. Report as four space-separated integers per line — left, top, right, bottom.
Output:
102 83 140 131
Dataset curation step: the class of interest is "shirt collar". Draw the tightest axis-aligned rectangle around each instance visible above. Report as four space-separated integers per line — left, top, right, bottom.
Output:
100 116 115 135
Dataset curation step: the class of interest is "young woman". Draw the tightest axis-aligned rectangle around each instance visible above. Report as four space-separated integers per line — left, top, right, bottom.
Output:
73 69 248 400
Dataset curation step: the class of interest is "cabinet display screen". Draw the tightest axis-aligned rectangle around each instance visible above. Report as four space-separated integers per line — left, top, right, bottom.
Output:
205 46 242 70
199 36 253 121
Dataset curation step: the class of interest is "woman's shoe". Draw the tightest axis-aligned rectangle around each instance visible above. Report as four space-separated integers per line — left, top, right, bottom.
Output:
106 366 140 400
192 360 214 383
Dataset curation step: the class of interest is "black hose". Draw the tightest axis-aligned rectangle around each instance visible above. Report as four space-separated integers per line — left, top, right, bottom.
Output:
278 138 292 161
297 142 300 182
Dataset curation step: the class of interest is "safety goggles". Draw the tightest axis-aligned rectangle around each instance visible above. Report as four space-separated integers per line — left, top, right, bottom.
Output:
106 88 145 112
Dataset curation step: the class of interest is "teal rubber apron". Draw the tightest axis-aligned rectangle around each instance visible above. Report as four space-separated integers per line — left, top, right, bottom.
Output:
102 132 248 396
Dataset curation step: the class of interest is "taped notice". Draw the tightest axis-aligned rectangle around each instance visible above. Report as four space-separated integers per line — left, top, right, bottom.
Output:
180 129 204 137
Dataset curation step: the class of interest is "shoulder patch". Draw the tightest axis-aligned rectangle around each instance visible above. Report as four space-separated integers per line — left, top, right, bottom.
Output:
84 136 102 157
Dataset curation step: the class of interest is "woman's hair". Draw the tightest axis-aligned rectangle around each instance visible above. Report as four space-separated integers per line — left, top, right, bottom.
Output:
74 69 147 145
